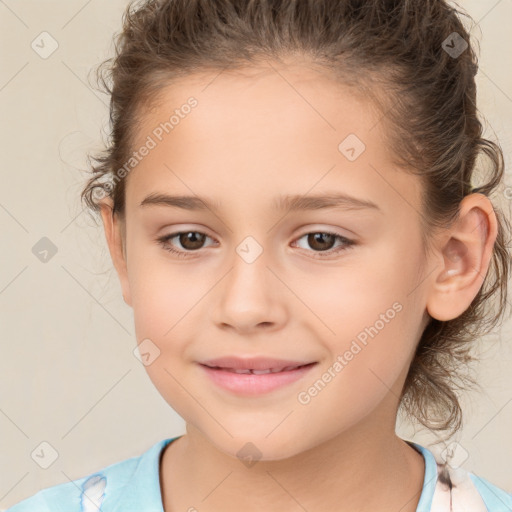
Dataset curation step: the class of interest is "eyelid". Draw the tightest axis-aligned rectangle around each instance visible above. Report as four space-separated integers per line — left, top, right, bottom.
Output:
158 230 217 247
157 224 354 243
292 230 355 254
156 226 357 260
295 224 353 237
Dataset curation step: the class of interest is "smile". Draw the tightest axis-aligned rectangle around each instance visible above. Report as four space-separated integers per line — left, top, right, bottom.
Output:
205 364 311 374
198 362 317 395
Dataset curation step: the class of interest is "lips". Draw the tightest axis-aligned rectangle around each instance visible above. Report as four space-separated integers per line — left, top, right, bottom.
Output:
199 358 318 395
208 365 310 375
199 356 316 372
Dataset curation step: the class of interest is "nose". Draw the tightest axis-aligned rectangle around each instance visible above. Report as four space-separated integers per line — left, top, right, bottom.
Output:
213 244 288 335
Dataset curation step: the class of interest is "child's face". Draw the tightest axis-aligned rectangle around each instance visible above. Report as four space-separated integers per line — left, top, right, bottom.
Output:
108 62 434 459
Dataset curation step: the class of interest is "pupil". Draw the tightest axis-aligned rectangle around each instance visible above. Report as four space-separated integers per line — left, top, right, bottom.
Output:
309 233 334 251
180 232 205 250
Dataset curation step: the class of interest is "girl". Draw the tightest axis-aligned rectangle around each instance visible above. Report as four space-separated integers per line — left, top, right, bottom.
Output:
7 0 512 511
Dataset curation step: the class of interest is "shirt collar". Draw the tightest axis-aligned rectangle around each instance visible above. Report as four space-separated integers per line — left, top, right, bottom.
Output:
113 436 179 512
406 440 439 512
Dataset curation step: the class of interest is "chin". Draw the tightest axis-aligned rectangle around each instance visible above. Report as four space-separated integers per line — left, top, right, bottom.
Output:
209 430 308 464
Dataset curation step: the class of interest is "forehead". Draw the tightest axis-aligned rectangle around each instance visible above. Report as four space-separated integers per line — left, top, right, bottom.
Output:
125 61 423 220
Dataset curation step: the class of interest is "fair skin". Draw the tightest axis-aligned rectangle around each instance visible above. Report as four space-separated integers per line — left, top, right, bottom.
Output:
99 60 497 512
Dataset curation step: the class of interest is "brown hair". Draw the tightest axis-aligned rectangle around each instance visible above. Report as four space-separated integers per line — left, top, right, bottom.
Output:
81 0 511 439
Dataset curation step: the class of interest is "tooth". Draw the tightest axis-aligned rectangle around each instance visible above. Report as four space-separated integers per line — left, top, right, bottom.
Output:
220 365 303 374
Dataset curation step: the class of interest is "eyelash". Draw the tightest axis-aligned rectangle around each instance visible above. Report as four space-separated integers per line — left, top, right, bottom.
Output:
156 230 356 259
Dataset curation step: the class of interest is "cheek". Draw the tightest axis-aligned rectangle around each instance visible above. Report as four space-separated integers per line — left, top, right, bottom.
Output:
291 250 409 338
127 242 208 343
126 247 215 399
297 251 421 405
294 301 418 443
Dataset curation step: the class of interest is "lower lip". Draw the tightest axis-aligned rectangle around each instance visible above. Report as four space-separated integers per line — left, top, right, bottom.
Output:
198 363 317 395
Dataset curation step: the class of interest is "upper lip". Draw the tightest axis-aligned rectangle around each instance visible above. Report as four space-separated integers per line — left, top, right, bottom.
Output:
199 356 316 371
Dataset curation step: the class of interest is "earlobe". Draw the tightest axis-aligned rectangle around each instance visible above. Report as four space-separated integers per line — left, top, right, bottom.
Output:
98 199 132 307
425 193 497 322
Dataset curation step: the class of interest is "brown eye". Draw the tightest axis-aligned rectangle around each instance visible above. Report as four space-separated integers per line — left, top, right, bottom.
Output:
157 231 215 258
307 233 336 251
176 232 207 250
293 231 356 258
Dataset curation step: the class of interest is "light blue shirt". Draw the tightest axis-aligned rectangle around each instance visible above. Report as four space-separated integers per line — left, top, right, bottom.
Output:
5 436 512 511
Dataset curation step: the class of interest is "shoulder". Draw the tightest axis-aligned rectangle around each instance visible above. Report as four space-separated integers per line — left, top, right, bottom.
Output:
5 438 176 512
437 465 512 511
5 457 138 512
411 442 512 512
466 471 512 511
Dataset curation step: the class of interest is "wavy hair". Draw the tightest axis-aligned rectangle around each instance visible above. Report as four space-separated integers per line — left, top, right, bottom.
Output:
81 0 512 439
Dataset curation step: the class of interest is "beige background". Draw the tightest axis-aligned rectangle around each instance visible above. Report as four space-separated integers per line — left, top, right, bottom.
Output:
0 0 511 508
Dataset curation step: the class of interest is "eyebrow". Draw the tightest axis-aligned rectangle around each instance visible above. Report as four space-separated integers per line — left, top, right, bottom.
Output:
139 192 381 213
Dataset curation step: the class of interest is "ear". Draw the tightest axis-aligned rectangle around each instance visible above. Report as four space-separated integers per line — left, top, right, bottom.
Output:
99 198 132 307
425 193 498 321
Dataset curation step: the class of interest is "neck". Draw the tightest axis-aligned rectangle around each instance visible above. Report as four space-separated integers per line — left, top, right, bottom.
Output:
160 410 425 512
